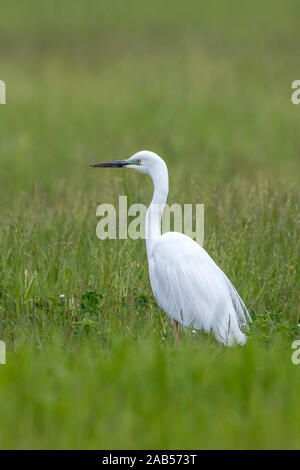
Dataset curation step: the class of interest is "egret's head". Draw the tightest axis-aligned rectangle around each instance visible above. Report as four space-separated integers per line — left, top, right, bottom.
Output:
91 150 167 178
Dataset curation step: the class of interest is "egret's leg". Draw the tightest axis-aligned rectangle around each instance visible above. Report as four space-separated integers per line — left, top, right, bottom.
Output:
173 320 180 347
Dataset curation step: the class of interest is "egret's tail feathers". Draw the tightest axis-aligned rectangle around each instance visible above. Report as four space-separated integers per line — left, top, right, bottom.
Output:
213 313 247 346
226 325 247 346
215 265 251 330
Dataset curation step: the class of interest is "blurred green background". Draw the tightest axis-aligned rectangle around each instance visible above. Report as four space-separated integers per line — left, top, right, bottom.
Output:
0 0 299 449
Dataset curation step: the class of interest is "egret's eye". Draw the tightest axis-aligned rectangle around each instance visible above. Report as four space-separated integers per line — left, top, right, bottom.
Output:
136 159 141 164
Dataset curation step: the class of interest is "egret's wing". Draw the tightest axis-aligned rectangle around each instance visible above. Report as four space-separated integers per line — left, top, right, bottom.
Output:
149 233 249 345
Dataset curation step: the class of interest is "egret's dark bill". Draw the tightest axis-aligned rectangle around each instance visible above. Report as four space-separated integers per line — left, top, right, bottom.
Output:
90 160 128 168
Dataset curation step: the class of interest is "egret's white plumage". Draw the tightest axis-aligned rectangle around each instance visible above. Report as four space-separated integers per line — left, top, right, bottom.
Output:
91 150 251 346
149 232 250 345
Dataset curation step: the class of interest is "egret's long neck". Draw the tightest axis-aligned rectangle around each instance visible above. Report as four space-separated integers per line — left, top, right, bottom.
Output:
145 164 169 258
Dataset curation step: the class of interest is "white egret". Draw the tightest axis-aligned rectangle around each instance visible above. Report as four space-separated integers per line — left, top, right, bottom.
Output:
91 150 251 346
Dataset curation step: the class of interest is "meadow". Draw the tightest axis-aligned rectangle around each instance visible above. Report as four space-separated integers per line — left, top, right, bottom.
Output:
0 0 299 449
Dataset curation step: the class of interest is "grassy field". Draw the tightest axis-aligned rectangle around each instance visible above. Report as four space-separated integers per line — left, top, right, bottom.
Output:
0 0 299 449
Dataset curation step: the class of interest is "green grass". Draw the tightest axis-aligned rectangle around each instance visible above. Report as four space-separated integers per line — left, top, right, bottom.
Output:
0 0 299 449
1 336 300 449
